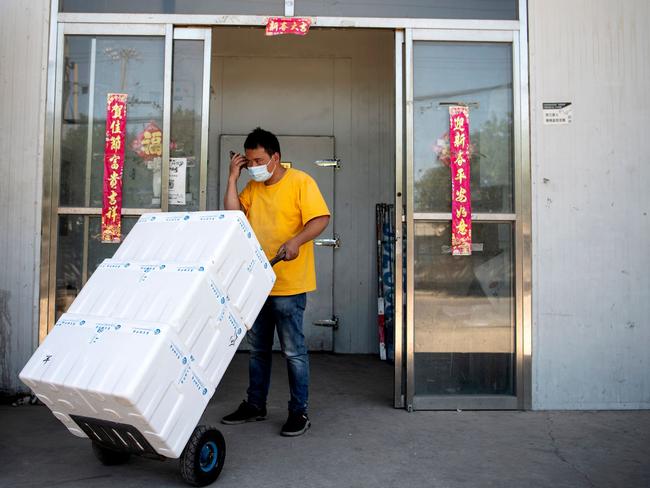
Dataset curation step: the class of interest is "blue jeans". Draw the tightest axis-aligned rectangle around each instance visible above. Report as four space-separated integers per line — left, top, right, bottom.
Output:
246 293 309 414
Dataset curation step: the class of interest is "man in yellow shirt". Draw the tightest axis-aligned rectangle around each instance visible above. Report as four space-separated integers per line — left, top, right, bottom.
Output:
221 128 330 436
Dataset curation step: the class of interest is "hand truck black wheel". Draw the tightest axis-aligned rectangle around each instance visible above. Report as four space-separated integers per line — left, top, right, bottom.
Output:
180 425 226 486
91 441 131 465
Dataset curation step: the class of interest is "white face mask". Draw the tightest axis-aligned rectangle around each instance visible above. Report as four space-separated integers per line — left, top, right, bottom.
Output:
247 158 275 182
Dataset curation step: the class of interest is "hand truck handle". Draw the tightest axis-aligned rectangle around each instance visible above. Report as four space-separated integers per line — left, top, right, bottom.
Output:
269 249 287 267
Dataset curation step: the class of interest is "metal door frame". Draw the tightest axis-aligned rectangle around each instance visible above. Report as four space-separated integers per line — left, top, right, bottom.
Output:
38 20 212 342
394 19 531 410
40 1 530 410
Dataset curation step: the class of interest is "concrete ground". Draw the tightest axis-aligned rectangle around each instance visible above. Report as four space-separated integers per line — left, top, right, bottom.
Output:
1 353 649 488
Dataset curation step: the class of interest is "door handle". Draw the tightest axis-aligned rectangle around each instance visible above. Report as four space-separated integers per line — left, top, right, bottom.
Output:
313 316 339 330
314 234 340 249
313 158 340 169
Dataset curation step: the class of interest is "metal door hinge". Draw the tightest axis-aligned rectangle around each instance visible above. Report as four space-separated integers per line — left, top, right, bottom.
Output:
314 234 340 249
314 158 341 169
313 315 339 330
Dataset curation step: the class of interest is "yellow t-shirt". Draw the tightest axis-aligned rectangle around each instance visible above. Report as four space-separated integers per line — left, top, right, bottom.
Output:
239 168 330 296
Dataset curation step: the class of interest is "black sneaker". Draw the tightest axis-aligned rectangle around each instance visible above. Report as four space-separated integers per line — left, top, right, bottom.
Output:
280 412 311 437
221 400 267 425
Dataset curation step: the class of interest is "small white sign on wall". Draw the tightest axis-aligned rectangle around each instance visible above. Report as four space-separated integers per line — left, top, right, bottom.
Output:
543 102 573 125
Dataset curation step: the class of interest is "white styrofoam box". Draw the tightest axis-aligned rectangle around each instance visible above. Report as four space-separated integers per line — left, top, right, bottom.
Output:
111 211 275 328
20 211 274 458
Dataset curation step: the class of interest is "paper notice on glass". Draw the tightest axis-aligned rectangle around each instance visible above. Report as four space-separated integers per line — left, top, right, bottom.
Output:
169 157 187 205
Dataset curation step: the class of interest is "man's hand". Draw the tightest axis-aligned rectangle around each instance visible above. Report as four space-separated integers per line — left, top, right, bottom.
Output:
278 238 300 261
224 152 247 211
276 215 330 263
229 151 247 181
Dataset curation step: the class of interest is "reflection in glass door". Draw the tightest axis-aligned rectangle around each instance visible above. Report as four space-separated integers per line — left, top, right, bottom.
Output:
404 30 524 410
46 25 211 334
169 30 211 212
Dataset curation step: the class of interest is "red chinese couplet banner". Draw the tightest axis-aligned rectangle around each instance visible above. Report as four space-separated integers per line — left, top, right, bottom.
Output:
101 93 128 243
265 17 311 36
449 106 472 256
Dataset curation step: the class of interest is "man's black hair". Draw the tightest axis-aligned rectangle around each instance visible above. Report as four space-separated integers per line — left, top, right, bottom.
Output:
244 127 281 157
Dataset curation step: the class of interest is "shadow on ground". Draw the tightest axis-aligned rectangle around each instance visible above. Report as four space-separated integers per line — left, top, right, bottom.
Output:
1 353 649 488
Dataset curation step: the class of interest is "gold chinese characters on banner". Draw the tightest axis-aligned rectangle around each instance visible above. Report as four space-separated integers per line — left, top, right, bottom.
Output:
449 106 472 255
101 93 127 243
265 17 311 36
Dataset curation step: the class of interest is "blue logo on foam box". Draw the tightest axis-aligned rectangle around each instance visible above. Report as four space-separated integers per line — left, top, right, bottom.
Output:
236 217 250 235
200 212 226 221
214 306 226 325
96 322 121 332
254 247 266 265
190 370 208 396
101 261 131 270
56 318 86 327
208 279 224 301
169 342 185 361
176 265 203 273
227 313 244 346
164 215 184 222
178 366 190 385
131 327 158 336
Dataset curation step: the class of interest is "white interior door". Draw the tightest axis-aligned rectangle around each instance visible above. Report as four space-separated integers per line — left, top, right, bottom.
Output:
219 134 336 351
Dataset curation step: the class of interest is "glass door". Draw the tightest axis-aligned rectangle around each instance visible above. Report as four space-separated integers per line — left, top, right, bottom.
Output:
42 24 211 335
402 29 526 410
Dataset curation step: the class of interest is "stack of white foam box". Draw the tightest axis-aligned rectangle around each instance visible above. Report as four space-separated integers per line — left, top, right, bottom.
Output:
20 211 275 458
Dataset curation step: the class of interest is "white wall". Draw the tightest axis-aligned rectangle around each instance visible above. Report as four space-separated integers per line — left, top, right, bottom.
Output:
0 0 50 393
530 0 650 409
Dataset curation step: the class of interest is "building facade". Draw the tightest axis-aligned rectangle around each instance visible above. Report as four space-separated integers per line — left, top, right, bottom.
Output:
0 0 648 410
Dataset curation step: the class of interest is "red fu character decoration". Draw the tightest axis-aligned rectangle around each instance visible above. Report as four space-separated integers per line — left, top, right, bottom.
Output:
101 93 128 243
449 106 472 256
131 121 163 160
